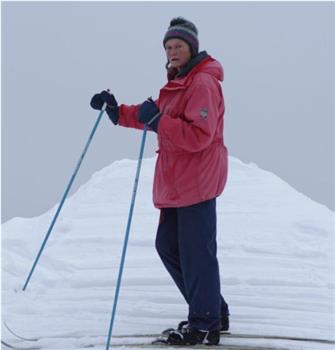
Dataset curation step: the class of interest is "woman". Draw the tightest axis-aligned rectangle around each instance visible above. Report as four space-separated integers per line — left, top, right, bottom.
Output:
90 17 230 346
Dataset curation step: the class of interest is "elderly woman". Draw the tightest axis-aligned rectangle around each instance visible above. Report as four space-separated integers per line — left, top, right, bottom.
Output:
90 17 230 346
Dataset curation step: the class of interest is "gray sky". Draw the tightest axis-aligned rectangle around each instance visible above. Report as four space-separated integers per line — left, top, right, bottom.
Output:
2 1 334 223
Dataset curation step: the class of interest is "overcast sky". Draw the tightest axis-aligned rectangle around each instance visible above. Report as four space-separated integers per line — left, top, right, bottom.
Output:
2 1 334 222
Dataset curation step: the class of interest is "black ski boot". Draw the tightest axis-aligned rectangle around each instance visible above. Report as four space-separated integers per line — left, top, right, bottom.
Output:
166 327 220 346
162 316 229 335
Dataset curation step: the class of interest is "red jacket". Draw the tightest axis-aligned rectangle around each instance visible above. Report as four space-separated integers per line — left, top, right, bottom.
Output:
118 54 228 208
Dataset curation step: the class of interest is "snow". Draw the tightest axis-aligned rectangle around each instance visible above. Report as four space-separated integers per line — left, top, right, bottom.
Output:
2 156 335 350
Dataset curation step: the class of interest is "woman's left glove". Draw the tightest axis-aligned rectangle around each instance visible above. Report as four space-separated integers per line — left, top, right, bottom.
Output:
90 90 119 125
137 98 161 132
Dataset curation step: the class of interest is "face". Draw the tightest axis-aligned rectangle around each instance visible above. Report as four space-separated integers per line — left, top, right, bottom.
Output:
165 38 192 71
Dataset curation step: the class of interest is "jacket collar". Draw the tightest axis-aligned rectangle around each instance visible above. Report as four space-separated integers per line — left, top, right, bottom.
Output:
167 51 209 81
176 51 209 78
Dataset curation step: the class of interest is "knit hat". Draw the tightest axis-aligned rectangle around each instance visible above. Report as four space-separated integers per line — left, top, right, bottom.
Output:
163 17 199 57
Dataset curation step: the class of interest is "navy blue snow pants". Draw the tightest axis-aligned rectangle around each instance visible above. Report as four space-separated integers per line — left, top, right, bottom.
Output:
155 198 229 331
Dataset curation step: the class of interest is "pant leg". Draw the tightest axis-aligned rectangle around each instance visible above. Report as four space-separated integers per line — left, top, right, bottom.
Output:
221 295 230 317
155 207 188 302
177 198 222 331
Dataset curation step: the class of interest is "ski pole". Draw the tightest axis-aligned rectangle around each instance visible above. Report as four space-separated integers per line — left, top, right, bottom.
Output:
104 108 160 350
22 103 107 291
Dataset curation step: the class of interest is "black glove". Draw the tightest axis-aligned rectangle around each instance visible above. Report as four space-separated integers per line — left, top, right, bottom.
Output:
90 90 117 110
137 98 161 132
90 90 119 125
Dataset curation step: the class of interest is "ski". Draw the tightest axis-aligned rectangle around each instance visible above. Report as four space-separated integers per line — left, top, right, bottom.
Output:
81 341 289 350
1 340 41 350
2 328 334 349
4 318 334 346
0 339 288 350
3 322 38 342
81 333 335 349
115 333 335 345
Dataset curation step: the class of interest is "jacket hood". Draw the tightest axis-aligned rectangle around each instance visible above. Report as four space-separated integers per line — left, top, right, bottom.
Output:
198 56 224 82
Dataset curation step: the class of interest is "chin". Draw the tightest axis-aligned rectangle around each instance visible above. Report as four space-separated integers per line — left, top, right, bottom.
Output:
171 64 182 70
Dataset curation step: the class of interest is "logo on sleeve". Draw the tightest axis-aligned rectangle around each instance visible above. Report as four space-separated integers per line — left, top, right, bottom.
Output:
199 108 208 120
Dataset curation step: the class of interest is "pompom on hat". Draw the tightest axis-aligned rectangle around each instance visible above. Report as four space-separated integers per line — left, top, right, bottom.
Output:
163 17 199 56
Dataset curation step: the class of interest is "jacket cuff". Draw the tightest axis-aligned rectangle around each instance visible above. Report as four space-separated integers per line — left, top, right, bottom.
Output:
106 106 119 125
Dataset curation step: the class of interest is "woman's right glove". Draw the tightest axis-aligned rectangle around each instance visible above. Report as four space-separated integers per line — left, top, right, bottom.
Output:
137 98 161 132
90 90 119 125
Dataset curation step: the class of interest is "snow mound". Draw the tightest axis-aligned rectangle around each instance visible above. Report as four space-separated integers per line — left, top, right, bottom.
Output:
2 156 334 347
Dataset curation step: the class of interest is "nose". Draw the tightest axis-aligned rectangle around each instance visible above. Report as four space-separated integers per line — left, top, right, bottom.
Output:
169 47 178 57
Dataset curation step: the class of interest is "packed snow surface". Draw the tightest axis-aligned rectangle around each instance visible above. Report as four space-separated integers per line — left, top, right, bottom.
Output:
2 156 335 350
